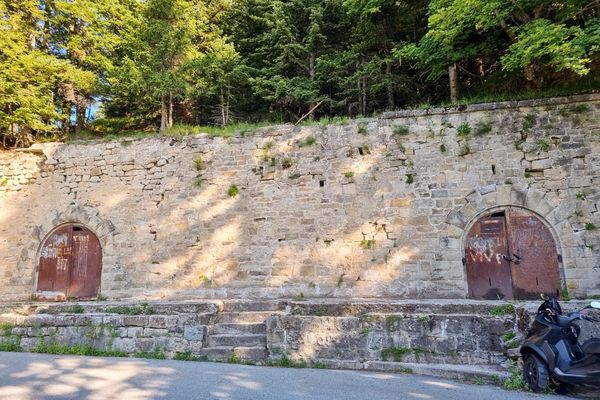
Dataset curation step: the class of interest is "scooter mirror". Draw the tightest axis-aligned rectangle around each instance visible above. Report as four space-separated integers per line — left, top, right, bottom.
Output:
590 301 600 309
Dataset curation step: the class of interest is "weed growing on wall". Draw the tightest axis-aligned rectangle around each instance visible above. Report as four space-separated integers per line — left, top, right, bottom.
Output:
457 123 471 136
227 185 239 197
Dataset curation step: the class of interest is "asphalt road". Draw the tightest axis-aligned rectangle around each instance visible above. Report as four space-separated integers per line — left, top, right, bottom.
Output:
0 352 576 400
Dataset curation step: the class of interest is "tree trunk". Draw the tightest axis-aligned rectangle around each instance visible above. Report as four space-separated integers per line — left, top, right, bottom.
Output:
160 95 168 131
168 92 174 128
449 63 458 103
386 61 394 110
308 52 316 120
361 75 367 116
75 103 86 134
220 87 227 127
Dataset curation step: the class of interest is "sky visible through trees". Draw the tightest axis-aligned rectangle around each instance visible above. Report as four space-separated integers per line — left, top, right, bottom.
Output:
0 0 599 147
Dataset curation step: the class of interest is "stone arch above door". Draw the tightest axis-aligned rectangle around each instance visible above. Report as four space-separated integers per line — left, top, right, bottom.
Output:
463 207 562 299
37 223 103 300
21 204 117 300
436 184 592 299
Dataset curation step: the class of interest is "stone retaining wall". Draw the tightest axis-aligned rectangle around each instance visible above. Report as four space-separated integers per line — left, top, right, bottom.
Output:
2 300 599 373
0 94 599 300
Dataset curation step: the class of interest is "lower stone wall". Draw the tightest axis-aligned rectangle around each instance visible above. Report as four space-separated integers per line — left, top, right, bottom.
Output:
1 300 599 376
0 302 218 357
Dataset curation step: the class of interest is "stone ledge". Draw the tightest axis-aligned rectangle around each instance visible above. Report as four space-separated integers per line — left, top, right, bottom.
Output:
382 93 600 119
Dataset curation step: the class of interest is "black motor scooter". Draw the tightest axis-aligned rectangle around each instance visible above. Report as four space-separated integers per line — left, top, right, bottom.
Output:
520 297 600 393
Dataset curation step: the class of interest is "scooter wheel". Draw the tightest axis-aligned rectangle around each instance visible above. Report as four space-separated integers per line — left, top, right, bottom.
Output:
523 354 549 392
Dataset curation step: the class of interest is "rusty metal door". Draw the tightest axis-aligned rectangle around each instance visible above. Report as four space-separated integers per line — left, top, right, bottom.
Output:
466 208 561 300
465 216 514 299
506 208 561 299
38 225 72 293
38 225 102 300
68 227 103 299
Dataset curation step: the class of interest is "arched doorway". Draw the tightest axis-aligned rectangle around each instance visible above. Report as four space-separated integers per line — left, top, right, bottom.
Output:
37 224 102 300
465 207 561 300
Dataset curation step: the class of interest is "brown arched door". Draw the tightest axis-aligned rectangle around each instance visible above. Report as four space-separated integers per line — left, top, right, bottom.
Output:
465 208 561 300
37 225 102 300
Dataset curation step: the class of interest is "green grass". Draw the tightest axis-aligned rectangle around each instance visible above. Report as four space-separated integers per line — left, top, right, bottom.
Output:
173 351 208 362
193 156 204 171
536 138 550 152
0 340 22 352
502 361 527 390
68 304 85 314
343 171 354 178
134 349 166 360
106 303 154 315
266 354 308 368
381 347 412 362
490 304 515 315
360 239 375 249
523 112 537 130
585 223 597 231
0 322 15 336
227 185 239 197
405 173 414 184
298 135 317 147
358 124 368 135
474 121 492 136
457 123 471 136
393 125 410 136
281 158 295 169
33 341 128 357
503 331 516 342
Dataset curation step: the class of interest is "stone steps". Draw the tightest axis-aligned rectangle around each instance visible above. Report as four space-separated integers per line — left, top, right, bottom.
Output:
221 301 285 313
212 323 266 335
216 311 275 324
202 309 274 362
208 334 266 347
200 346 267 361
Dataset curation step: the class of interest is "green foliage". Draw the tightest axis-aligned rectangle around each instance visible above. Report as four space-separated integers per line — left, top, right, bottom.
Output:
134 349 166 360
0 339 22 352
266 354 308 368
569 104 591 114
96 294 108 301
344 171 354 178
381 347 409 362
298 135 317 147
502 361 527 391
576 192 586 200
69 305 85 314
174 351 208 362
503 331 516 342
281 158 295 169
474 121 492 136
439 144 446 153
193 156 204 171
585 223 597 231
405 173 414 184
490 304 514 315
2 0 599 145
292 292 306 301
360 239 375 249
537 138 550 152
457 123 471 136
0 322 15 336
393 126 410 136
227 185 239 197
106 303 154 315
523 113 537 130
33 340 127 357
